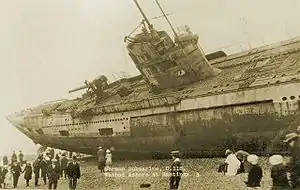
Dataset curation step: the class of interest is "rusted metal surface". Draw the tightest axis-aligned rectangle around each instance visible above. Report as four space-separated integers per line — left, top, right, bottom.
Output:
18 100 300 158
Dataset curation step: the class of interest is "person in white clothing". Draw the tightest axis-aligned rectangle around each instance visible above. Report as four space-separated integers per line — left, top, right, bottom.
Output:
224 149 241 176
105 149 112 172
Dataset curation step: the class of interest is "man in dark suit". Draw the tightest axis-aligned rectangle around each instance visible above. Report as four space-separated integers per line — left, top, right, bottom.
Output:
47 158 60 190
67 156 81 190
97 146 105 172
33 155 42 187
10 161 22 188
60 154 69 179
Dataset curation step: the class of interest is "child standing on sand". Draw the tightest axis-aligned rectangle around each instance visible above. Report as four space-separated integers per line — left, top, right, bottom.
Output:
23 161 33 187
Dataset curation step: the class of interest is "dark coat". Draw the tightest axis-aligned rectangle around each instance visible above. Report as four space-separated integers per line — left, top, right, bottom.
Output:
23 165 33 180
271 164 289 188
49 149 55 159
11 164 22 177
245 164 263 187
60 157 68 169
33 158 41 174
40 159 50 176
18 153 24 162
97 149 105 162
11 153 17 163
66 162 81 179
2 156 8 166
47 164 60 181
55 155 60 164
291 139 300 163
0 167 8 183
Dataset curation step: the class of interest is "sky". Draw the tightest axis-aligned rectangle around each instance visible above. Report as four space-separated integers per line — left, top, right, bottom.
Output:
0 0 299 156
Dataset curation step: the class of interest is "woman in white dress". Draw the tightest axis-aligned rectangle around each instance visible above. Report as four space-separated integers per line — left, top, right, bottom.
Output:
105 149 112 172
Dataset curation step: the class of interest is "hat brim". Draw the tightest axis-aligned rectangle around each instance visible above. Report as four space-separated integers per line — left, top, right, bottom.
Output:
284 137 297 143
270 161 282 165
249 161 258 165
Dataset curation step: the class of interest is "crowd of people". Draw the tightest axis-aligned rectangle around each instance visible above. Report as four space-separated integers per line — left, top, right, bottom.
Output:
0 149 81 189
2 129 300 189
217 128 300 189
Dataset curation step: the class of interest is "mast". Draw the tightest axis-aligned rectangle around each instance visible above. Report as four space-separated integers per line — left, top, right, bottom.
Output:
133 0 151 27
154 0 178 37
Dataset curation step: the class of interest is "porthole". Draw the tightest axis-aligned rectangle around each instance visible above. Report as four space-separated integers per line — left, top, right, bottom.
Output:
299 95 300 99
291 96 295 100
282 97 287 101
126 118 129 120
122 122 124 125
123 127 126 129
122 113 124 116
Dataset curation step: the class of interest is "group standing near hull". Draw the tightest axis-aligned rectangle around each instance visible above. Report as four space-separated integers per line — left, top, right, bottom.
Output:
216 127 300 189
0 149 81 189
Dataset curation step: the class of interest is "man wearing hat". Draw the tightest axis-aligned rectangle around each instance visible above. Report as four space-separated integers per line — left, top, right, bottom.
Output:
33 155 42 187
41 156 51 185
245 154 263 187
97 146 105 172
10 161 22 188
66 156 81 190
60 153 69 179
169 150 183 190
269 155 290 189
47 158 60 190
284 132 300 188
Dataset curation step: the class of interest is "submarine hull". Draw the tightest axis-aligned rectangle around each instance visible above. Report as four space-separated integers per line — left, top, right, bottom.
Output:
12 100 299 159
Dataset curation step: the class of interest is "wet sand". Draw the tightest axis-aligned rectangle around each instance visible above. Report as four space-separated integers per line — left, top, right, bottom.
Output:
4 157 275 189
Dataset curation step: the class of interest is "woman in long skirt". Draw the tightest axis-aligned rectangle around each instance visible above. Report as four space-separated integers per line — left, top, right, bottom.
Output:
105 149 112 172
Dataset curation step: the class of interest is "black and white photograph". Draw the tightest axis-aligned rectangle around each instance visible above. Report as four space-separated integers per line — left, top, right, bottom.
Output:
1 0 300 189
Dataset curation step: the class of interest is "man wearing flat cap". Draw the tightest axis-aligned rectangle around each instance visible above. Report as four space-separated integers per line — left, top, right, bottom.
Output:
169 150 183 190
284 132 300 188
47 158 60 189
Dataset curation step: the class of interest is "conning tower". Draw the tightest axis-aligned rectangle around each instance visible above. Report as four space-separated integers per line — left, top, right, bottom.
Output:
125 0 221 93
